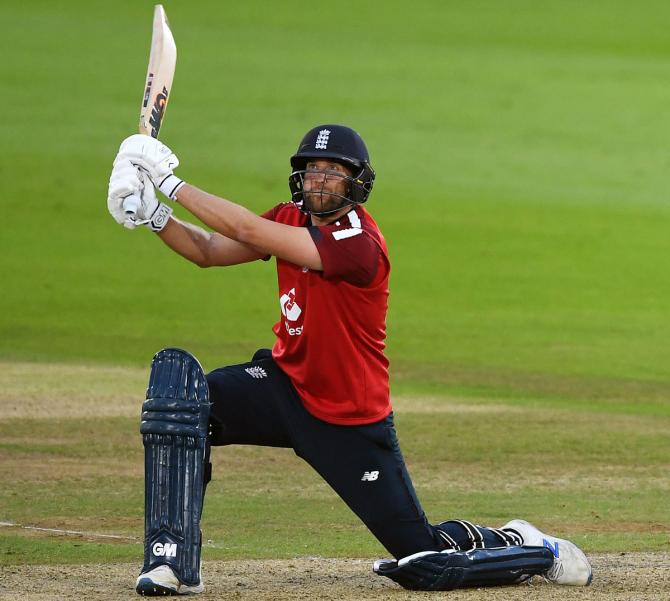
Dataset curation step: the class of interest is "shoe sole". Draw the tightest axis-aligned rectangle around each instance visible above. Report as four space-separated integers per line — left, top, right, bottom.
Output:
136 577 179 596
136 577 204 596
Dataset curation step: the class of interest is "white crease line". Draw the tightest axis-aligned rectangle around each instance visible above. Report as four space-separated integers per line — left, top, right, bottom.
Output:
0 521 139 542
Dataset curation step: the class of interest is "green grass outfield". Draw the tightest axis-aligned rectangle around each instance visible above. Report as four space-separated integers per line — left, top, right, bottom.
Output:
1 362 668 565
1 0 669 564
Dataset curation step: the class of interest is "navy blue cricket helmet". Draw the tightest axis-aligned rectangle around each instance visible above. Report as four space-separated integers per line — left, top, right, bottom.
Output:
288 124 376 215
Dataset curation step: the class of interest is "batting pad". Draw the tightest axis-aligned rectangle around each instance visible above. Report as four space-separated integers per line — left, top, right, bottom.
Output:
139 348 211 586
374 545 555 590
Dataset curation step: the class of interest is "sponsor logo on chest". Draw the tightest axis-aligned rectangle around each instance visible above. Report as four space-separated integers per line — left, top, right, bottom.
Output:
279 287 304 336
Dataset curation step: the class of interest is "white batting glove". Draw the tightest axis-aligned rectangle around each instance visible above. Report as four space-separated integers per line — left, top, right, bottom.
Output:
108 159 142 228
133 171 173 232
114 134 185 200
107 159 172 232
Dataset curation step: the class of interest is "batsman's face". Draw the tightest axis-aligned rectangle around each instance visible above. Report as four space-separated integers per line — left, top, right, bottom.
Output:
303 159 352 214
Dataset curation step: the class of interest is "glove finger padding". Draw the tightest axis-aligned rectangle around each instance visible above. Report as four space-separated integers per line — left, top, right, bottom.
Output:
114 134 180 185
134 171 159 220
115 133 178 165
107 160 172 231
108 160 144 226
108 160 143 198
108 197 130 226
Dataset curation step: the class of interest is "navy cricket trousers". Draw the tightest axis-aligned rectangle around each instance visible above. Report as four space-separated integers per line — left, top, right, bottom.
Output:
206 349 517 558
206 349 443 558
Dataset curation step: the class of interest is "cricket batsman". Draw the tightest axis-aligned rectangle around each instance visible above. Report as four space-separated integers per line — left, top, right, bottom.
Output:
107 125 592 595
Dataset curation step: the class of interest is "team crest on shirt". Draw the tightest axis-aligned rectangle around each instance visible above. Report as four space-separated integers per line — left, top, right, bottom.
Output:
279 287 303 336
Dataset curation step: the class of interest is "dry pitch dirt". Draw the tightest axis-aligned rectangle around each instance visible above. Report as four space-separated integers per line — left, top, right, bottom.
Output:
1 553 669 601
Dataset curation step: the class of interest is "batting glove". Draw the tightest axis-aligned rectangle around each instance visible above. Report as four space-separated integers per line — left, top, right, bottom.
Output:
132 171 173 232
108 159 142 228
108 159 172 232
114 134 185 200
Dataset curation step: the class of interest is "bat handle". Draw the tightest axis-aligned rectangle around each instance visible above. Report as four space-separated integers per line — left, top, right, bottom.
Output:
123 194 141 218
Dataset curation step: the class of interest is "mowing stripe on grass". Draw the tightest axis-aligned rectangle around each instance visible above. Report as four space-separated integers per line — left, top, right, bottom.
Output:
0 521 139 542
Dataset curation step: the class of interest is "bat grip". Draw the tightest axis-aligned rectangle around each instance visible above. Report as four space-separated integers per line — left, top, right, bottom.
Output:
123 194 141 217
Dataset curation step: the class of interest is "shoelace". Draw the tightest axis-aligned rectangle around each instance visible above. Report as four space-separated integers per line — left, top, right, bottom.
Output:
546 558 564 582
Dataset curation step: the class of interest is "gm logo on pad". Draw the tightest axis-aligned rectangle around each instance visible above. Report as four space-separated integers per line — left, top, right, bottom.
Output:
152 542 177 557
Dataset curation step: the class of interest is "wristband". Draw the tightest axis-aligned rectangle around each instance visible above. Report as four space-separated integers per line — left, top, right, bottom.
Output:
158 174 185 200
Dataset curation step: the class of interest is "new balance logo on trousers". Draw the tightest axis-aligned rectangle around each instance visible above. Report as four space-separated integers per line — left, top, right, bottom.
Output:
361 471 379 481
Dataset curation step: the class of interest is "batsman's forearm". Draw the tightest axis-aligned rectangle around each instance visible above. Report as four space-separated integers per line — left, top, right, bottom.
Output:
175 184 258 244
157 217 214 267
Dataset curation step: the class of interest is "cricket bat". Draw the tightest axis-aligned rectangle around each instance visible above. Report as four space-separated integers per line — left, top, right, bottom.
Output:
123 4 177 217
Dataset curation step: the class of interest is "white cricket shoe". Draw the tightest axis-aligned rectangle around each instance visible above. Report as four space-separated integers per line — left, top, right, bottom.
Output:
135 564 204 596
502 519 592 586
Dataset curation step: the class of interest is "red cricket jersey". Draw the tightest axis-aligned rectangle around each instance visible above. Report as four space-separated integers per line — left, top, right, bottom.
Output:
262 202 392 425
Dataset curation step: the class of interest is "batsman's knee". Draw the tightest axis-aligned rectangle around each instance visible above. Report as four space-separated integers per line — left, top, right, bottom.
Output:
141 347 211 438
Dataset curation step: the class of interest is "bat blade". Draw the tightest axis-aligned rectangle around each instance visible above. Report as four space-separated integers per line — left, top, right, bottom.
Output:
139 4 177 138
123 4 177 218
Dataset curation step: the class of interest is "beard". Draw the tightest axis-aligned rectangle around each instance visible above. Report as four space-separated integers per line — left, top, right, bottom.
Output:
303 190 348 215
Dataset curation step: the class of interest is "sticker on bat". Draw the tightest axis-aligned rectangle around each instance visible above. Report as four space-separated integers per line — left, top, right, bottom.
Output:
149 86 169 137
143 73 155 108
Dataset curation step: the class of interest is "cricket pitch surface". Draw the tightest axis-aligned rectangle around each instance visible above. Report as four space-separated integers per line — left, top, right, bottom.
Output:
1 552 668 600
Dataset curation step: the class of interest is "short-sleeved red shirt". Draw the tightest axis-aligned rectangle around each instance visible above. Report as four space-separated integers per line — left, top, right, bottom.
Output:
262 202 391 425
